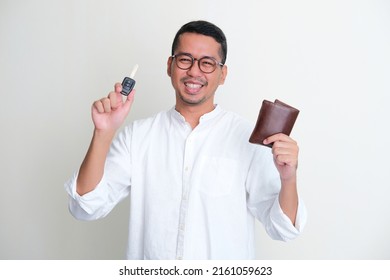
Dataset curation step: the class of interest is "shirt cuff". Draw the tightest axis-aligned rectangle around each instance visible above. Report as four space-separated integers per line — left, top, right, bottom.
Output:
269 196 307 241
64 171 108 218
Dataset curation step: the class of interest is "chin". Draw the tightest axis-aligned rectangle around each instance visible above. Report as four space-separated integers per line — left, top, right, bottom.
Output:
182 98 204 106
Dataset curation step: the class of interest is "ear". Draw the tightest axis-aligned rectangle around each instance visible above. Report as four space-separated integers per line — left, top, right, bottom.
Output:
167 56 173 77
219 65 228 85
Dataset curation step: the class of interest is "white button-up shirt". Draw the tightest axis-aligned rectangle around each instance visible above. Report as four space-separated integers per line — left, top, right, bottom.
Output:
65 106 306 259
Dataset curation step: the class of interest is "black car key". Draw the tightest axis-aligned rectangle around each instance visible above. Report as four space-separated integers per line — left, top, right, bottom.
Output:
121 64 138 96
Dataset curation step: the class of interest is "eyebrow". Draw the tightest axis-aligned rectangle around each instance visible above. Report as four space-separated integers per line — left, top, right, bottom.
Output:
175 52 218 60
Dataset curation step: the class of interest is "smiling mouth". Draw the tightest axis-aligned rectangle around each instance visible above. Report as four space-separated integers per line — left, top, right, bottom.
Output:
185 82 203 89
181 77 207 94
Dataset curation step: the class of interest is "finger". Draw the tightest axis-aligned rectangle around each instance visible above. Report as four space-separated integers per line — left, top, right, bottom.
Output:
272 140 297 149
108 91 121 110
273 149 297 166
126 89 136 102
273 141 299 153
264 133 296 146
101 97 112 113
272 146 292 156
92 100 104 114
273 143 298 159
272 142 299 166
274 154 298 167
122 89 136 113
114 83 122 93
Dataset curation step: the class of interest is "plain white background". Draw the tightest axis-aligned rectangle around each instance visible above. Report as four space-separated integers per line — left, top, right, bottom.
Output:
1 0 389 259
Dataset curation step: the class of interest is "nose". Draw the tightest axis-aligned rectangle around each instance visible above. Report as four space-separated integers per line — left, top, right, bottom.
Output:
186 59 203 76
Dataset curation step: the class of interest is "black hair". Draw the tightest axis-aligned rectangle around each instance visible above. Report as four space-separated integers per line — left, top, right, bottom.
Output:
171 20 227 64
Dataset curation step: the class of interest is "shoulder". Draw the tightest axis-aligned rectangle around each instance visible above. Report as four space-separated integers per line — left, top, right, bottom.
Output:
118 109 172 139
219 109 254 134
135 110 170 125
124 109 171 130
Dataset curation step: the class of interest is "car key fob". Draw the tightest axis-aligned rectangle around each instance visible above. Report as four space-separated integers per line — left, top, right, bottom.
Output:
121 77 135 96
121 64 138 96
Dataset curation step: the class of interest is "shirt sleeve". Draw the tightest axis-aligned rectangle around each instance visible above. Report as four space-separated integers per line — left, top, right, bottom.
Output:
246 146 307 241
64 125 133 221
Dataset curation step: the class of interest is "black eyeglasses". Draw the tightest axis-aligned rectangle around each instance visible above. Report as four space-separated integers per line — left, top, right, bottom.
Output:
171 53 224 74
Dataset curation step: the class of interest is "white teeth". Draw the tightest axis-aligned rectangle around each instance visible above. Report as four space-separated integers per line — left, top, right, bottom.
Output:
185 83 202 89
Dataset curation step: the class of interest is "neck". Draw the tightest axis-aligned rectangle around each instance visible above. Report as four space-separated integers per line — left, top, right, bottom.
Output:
175 103 215 129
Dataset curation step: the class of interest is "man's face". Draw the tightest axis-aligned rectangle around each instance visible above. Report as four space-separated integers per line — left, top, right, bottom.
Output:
167 33 227 110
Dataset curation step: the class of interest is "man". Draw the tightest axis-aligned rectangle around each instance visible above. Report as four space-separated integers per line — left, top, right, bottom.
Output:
65 20 306 259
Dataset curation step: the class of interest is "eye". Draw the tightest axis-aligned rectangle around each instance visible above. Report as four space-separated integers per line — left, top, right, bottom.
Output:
178 55 192 64
200 59 215 67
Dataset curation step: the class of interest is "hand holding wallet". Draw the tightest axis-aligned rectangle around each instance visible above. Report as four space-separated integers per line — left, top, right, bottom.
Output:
249 99 300 147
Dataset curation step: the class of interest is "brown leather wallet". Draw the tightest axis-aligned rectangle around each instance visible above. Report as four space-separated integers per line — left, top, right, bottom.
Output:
249 99 300 147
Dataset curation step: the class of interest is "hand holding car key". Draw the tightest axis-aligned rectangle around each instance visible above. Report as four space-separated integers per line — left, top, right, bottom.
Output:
91 64 139 131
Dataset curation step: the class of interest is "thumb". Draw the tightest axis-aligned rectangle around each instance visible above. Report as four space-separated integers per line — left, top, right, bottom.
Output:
122 89 136 113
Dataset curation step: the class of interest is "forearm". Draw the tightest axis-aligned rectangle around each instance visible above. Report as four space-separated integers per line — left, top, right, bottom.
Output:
279 177 298 226
76 129 116 196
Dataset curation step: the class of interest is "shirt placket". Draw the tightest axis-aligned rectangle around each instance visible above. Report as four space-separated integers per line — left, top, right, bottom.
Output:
175 129 194 260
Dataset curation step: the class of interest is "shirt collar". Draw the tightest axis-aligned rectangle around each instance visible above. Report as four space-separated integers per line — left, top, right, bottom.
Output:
170 105 222 124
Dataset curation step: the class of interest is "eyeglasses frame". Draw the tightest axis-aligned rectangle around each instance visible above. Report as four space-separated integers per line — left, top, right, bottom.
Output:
171 52 224 74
